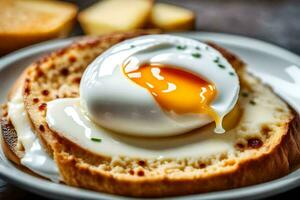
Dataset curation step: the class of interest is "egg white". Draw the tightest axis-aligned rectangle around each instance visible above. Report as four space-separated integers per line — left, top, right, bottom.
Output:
46 98 235 159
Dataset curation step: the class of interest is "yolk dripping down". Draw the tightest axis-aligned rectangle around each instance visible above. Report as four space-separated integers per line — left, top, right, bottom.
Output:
124 63 224 133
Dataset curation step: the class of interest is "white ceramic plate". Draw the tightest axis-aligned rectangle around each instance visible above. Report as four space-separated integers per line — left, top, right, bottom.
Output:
1 32 300 200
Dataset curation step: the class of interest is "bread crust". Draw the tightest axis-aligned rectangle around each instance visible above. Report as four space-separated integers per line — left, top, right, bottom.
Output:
1 31 300 197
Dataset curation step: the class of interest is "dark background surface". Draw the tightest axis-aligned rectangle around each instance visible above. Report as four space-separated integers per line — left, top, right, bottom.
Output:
1 0 300 199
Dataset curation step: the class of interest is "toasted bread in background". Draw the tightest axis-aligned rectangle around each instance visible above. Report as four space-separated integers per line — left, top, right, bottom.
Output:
0 0 78 55
78 0 153 35
149 3 195 31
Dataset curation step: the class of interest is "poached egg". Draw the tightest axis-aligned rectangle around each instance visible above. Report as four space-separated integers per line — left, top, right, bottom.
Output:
79 35 239 137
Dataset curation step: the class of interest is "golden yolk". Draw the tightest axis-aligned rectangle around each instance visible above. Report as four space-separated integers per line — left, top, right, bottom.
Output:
124 63 221 129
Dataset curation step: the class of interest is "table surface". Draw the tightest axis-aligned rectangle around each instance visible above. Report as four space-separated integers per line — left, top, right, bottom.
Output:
1 0 300 199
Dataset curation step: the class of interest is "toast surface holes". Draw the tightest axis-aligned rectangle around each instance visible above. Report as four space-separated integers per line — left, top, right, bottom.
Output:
24 87 30 95
68 55 77 63
38 103 47 111
33 98 39 104
138 160 146 166
247 138 263 149
236 143 245 149
260 125 273 138
199 163 206 169
60 68 69 76
129 169 134 175
36 70 45 78
42 89 49 96
39 124 45 132
137 170 145 176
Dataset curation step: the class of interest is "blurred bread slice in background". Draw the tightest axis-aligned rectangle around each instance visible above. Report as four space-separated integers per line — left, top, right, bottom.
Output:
149 3 195 31
0 0 77 55
78 0 195 35
78 0 153 35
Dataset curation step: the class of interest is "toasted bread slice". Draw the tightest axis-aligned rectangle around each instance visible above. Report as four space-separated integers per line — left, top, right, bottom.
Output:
0 0 78 55
149 3 195 31
78 0 153 35
1 32 300 197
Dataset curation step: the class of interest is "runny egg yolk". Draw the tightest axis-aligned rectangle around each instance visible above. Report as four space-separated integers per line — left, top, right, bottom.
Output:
124 63 223 132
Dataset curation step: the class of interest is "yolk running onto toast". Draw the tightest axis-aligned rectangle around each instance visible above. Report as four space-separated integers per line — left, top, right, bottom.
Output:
124 63 222 132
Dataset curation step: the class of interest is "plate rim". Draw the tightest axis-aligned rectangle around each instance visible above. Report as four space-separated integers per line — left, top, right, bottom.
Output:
1 31 300 200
